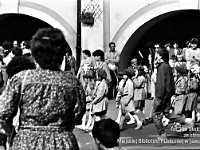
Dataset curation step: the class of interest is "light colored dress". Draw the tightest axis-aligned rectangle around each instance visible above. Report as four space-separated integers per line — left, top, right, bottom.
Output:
116 78 135 113
92 79 108 114
133 75 147 101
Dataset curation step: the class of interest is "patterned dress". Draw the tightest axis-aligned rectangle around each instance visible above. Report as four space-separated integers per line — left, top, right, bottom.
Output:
0 67 86 150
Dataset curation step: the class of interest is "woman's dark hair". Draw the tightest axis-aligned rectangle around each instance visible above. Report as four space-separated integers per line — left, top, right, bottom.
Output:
6 56 36 78
82 49 91 57
92 49 104 61
30 28 69 71
92 119 120 148
11 47 22 56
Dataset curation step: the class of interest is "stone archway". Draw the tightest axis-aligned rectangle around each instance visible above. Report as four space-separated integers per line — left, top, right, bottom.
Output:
118 10 200 71
110 0 200 71
19 1 76 55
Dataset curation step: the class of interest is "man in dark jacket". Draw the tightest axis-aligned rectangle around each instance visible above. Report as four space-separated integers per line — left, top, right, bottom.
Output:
152 49 194 141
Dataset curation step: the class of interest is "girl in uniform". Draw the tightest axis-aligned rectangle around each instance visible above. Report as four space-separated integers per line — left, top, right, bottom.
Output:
91 69 109 123
116 68 142 130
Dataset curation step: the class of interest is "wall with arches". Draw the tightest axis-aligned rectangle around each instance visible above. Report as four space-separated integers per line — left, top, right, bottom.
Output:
109 0 200 70
0 0 200 63
111 0 200 53
0 0 77 56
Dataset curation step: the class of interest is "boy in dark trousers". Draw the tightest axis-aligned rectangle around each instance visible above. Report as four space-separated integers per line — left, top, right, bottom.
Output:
152 49 194 141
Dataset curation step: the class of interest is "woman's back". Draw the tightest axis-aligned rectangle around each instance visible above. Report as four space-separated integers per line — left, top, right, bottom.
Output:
0 68 86 150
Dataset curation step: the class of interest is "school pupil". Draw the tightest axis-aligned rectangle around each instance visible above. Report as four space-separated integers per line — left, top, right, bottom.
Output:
76 70 95 130
92 118 120 150
185 71 198 121
133 66 147 123
91 69 109 122
171 65 188 115
116 68 142 130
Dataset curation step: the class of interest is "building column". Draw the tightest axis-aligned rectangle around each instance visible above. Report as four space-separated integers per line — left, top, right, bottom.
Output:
76 0 82 69
103 0 110 52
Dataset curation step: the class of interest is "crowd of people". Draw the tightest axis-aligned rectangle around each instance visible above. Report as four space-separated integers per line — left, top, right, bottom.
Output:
75 37 200 146
0 27 200 150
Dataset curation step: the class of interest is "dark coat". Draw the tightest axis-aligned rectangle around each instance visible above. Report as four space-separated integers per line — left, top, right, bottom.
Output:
155 62 175 100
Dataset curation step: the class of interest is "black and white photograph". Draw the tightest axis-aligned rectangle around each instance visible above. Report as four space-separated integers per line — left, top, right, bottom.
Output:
0 0 200 150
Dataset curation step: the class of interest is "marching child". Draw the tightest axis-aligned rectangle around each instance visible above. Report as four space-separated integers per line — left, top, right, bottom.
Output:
116 68 142 130
91 69 109 123
133 66 147 124
171 66 187 116
184 71 198 122
76 70 95 130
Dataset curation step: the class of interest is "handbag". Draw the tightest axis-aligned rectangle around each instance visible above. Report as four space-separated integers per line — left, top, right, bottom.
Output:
6 70 30 148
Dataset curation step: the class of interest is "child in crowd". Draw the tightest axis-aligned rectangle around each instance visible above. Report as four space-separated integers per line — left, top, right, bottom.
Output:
185 71 198 122
175 53 186 67
92 119 120 150
133 66 147 123
91 69 109 123
116 68 142 130
76 70 95 130
77 49 95 87
171 65 188 116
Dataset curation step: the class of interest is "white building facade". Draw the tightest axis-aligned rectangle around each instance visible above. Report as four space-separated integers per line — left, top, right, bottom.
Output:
0 0 200 69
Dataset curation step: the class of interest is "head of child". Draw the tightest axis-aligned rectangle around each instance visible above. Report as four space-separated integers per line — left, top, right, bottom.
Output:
97 69 107 81
122 68 134 80
93 49 104 62
190 38 198 50
137 66 145 76
157 49 169 63
131 58 137 68
177 54 183 62
175 65 188 77
83 69 95 83
92 118 120 150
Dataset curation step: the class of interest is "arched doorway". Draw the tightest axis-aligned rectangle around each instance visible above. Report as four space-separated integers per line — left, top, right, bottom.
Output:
0 14 52 45
119 10 200 71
